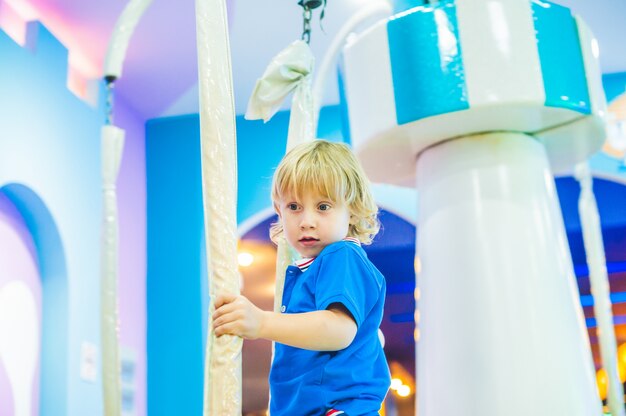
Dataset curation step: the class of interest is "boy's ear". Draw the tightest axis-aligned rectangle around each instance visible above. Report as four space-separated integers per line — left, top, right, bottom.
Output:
274 202 282 219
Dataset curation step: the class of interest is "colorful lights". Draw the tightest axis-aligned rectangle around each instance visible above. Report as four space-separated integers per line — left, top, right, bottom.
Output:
389 376 412 398
595 342 626 401
396 384 411 397
389 362 414 400
390 377 403 390
237 252 254 267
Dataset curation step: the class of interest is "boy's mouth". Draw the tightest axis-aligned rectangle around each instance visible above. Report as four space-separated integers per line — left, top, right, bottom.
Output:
299 237 319 243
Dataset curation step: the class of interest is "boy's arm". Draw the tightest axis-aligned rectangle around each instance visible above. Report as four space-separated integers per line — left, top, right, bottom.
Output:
212 293 357 351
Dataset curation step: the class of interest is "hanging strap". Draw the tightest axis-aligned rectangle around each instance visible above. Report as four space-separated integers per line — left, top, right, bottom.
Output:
100 2 155 413
103 0 154 80
245 39 316 151
574 161 625 416
195 0 242 414
246 38 317 415
100 124 125 416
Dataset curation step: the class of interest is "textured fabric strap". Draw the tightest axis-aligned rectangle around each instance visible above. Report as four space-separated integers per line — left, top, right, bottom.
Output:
196 0 242 414
245 39 315 152
101 124 125 416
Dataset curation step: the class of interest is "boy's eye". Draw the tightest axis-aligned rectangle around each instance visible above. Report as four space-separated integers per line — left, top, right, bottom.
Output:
318 203 331 211
287 203 299 211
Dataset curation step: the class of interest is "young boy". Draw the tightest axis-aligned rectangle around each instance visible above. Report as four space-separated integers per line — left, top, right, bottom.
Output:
213 140 391 415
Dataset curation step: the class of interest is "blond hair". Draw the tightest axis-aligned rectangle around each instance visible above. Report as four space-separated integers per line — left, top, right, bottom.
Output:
270 140 380 245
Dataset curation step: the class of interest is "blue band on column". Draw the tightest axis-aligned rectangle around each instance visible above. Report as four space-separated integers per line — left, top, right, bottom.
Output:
393 0 429 13
388 1 469 125
532 1 590 114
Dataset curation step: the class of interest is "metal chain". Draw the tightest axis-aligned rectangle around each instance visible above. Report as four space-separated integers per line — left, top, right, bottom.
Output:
299 0 325 43
301 6 312 44
105 80 114 126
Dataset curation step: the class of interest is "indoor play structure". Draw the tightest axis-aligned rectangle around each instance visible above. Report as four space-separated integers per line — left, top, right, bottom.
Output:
340 0 614 414
1 0 626 415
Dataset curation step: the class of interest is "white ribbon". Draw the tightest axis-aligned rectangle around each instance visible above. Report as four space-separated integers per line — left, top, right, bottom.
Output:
247 40 317 414
246 40 316 151
103 0 154 79
100 124 125 416
574 161 625 416
101 1 154 411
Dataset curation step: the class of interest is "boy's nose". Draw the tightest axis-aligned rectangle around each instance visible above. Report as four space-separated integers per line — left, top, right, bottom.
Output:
299 212 316 229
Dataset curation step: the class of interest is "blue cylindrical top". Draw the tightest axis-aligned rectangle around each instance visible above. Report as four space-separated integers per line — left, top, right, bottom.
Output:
393 0 430 13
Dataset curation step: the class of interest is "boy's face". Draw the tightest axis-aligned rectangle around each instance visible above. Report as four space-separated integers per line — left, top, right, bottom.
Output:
276 191 351 258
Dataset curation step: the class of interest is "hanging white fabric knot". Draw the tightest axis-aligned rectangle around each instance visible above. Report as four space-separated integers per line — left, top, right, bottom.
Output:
246 40 316 151
245 40 314 122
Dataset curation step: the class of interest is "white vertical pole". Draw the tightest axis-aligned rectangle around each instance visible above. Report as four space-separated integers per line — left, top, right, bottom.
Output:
100 124 125 416
575 162 625 416
195 0 242 414
101 1 153 413
104 0 154 80
416 132 601 416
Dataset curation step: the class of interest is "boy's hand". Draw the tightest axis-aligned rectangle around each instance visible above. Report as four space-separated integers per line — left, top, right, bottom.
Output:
212 293 266 340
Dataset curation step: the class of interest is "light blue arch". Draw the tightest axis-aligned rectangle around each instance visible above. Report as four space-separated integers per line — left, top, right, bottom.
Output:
1 18 107 414
0 183 68 416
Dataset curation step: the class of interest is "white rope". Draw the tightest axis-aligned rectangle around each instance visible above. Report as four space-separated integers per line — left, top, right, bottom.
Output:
103 0 154 79
574 161 625 416
101 2 154 412
246 38 319 414
195 0 242 414
245 38 317 320
100 124 125 416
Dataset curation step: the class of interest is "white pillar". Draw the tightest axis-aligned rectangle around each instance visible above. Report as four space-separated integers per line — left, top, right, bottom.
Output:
415 132 601 416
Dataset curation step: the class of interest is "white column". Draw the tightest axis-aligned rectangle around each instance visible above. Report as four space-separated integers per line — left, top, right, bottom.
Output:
415 132 601 416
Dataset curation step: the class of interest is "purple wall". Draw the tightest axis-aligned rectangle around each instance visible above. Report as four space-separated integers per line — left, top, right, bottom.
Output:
115 98 147 416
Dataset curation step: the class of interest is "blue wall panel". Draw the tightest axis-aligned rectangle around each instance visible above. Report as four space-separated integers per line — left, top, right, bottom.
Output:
602 72 626 102
146 115 206 415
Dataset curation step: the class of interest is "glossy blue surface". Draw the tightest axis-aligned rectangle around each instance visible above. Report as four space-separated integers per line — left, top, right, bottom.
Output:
146 115 206 416
532 1 591 113
387 1 469 125
393 0 430 13
603 72 626 102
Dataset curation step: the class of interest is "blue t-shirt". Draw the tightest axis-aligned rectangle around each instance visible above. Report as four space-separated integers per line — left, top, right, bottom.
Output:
269 240 391 415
